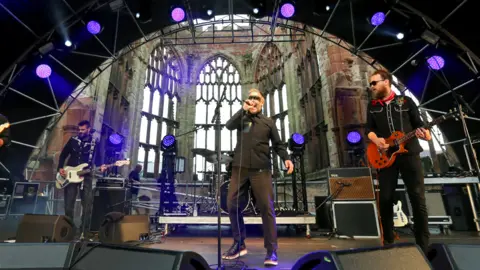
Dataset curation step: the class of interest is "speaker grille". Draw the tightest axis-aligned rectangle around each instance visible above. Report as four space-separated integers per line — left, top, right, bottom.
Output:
329 176 375 200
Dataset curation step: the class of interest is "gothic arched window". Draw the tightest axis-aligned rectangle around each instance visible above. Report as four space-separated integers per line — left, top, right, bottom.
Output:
256 43 290 173
194 55 241 180
138 45 181 177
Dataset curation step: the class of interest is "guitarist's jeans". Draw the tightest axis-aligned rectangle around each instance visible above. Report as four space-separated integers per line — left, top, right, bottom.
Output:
64 176 93 235
378 154 429 253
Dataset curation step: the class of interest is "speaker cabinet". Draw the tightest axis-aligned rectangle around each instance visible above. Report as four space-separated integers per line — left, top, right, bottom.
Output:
99 213 150 244
71 243 211 270
332 201 380 239
0 242 79 269
429 243 480 270
292 243 432 270
314 196 333 231
326 167 375 200
90 188 131 231
16 214 75 243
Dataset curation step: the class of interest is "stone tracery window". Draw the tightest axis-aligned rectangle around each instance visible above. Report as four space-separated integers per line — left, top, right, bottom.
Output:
194 55 242 180
138 45 181 177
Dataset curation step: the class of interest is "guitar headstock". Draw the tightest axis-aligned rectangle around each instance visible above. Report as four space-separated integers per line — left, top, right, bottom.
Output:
114 160 130 167
447 108 464 121
0 122 10 130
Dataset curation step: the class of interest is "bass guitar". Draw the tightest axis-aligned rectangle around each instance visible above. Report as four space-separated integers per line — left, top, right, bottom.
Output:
56 160 130 189
0 122 10 134
393 200 408 227
367 109 459 169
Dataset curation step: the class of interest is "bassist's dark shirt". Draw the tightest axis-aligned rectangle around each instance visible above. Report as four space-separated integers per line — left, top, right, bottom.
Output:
226 109 290 169
57 135 100 171
365 95 424 154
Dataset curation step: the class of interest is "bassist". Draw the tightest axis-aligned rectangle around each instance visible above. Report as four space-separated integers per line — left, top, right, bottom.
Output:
366 70 431 254
57 120 106 238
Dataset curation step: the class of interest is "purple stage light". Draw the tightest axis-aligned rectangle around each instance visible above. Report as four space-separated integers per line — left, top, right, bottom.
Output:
162 134 176 148
171 7 185 22
292 133 304 145
87 20 101 35
427 55 445 70
346 131 362 144
36 64 51 79
371 12 385 26
109 133 123 145
280 3 295 18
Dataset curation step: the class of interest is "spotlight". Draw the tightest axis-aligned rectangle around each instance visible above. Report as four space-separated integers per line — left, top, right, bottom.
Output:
87 20 102 35
371 12 385 26
161 134 177 152
396 32 404 40
36 64 51 79
326 5 330 11
64 40 72 47
288 133 305 154
280 2 295 18
135 12 140 18
207 9 213 16
427 55 445 70
171 7 185 22
253 8 259 14
109 133 123 145
346 131 362 145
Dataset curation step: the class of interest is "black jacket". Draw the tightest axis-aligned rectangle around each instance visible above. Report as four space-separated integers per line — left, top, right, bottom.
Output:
57 135 101 171
365 95 424 154
0 114 10 147
226 109 290 169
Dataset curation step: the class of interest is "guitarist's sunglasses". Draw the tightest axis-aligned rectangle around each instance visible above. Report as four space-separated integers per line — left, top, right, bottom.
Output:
248 95 261 101
369 80 385 87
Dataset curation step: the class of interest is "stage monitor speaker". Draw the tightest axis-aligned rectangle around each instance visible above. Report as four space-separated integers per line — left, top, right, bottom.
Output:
16 214 75 243
292 243 432 270
332 201 380 239
70 243 211 270
326 167 375 200
0 242 79 269
429 243 480 270
99 212 150 244
90 187 131 231
314 196 332 231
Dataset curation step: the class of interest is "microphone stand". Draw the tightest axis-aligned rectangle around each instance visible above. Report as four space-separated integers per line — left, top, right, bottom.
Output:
450 92 480 222
211 84 227 270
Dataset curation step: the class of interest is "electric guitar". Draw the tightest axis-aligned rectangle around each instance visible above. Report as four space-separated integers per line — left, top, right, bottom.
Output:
55 160 130 189
367 109 460 169
0 122 10 134
393 200 408 227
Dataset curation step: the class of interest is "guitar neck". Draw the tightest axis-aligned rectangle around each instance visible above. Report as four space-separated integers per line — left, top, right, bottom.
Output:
396 117 445 144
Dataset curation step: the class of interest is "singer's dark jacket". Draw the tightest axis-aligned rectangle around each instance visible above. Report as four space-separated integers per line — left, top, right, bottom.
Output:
226 109 290 169
365 95 423 153
57 134 101 171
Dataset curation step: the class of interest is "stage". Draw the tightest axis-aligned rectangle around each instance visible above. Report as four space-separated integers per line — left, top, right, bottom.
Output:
137 226 480 270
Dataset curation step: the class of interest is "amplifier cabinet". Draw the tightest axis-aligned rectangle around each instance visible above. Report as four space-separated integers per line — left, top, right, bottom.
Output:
332 201 380 239
90 188 131 232
327 167 375 200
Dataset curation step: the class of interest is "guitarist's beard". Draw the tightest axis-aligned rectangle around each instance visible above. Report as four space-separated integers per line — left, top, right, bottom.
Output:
372 86 389 100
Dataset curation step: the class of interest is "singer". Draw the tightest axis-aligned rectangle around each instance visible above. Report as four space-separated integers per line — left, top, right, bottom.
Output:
222 89 294 266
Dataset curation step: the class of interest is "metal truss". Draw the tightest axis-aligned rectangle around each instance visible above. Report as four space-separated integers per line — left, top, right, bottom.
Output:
291 154 308 213
0 0 479 186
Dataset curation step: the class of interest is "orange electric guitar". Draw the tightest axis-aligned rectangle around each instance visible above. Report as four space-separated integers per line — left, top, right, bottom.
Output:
367 109 460 169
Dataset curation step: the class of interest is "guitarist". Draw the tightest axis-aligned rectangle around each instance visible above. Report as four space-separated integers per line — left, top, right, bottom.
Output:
0 113 10 149
57 120 106 238
366 70 431 254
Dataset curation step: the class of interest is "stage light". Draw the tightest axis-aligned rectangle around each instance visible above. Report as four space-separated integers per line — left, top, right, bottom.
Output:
427 55 445 70
253 8 259 14
161 134 177 152
396 32 404 40
36 64 51 79
135 12 140 18
207 9 213 16
280 2 295 18
371 12 385 26
87 20 101 35
171 7 185 22
346 131 362 145
64 40 72 47
109 133 123 145
289 133 305 154
326 6 330 11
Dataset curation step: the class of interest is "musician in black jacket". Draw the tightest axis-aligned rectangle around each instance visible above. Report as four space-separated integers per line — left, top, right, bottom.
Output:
365 70 431 253
57 120 106 238
222 89 294 266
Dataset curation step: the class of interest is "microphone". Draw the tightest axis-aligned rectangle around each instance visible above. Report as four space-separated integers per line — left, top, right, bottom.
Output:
337 181 352 186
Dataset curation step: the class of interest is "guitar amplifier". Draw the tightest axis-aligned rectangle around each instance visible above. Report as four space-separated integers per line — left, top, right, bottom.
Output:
90 187 131 232
332 201 380 239
326 167 375 200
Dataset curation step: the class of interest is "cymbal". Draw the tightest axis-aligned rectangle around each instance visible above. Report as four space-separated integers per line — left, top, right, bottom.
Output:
206 155 233 164
192 148 216 157
192 148 233 164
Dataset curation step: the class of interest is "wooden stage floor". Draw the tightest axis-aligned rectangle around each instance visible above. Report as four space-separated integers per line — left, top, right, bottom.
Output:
141 226 480 270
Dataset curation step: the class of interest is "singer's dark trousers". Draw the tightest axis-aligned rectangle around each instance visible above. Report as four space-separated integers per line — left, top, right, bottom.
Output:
227 166 277 251
378 154 430 253
64 176 93 235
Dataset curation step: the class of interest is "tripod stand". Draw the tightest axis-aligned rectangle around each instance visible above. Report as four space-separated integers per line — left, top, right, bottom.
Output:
211 84 228 270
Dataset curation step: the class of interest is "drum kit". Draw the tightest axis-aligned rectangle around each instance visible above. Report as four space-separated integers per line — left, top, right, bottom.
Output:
192 148 258 215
